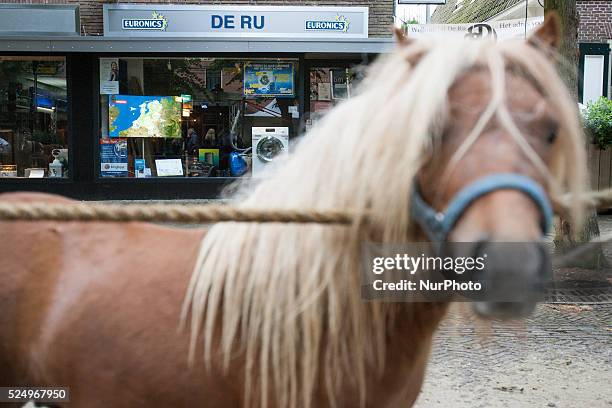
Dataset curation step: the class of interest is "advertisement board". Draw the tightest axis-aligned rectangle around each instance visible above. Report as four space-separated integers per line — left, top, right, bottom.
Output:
405 17 544 41
244 62 295 97
100 58 119 95
100 138 128 177
103 4 368 38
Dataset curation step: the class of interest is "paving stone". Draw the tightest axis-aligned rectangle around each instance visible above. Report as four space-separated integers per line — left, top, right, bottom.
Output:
415 304 612 407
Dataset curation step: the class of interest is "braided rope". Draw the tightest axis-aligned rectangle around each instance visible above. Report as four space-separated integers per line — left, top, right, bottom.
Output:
2 188 612 225
0 202 358 225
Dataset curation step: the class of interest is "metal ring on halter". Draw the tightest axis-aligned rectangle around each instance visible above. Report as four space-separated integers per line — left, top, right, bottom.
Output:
410 173 554 243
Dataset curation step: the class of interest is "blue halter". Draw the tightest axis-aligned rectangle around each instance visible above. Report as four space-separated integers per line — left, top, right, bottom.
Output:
411 173 554 242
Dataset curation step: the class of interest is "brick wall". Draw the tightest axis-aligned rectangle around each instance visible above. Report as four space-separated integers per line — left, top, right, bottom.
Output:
578 0 612 43
2 0 394 38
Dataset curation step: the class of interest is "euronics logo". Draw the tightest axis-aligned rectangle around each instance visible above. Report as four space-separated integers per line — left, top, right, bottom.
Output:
305 15 350 32
122 11 168 30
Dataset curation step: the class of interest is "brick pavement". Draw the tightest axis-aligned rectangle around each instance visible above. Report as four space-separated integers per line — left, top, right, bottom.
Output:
416 303 611 407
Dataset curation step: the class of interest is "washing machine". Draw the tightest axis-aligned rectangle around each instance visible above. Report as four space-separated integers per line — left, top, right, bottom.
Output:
252 127 289 176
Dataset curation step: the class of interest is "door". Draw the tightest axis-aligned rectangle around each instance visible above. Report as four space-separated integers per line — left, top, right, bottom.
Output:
579 43 611 104
584 55 605 104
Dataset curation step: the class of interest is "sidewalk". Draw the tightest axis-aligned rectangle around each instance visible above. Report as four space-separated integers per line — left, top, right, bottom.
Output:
415 303 611 408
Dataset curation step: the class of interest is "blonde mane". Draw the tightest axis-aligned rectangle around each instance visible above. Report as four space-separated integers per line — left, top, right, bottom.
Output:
181 38 586 408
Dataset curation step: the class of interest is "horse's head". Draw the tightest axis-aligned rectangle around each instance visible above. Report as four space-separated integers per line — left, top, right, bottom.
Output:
405 16 586 318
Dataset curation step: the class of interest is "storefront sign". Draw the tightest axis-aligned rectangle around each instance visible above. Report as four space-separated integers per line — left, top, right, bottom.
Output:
398 1 446 4
406 17 544 41
103 4 368 38
0 4 80 36
100 138 128 177
122 11 168 30
244 62 295 97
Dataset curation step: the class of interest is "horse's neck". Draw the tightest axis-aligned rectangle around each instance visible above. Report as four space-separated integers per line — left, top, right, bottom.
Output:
397 302 447 336
354 302 448 407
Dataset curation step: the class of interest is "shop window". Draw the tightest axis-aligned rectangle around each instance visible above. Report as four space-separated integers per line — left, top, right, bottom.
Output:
307 66 357 130
98 57 300 178
0 56 69 179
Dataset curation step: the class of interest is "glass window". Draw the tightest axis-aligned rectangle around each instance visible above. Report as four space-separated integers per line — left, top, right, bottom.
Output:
99 57 300 178
307 65 358 131
0 56 69 179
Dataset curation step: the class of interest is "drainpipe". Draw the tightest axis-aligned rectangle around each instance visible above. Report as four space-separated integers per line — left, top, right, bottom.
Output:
608 39 612 98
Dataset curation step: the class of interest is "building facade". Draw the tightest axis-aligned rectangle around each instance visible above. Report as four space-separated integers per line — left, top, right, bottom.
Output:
579 0 612 43
578 0 611 101
0 1 394 200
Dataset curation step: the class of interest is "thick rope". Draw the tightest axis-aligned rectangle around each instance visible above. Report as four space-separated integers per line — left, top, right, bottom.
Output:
0 202 358 225
1 188 612 225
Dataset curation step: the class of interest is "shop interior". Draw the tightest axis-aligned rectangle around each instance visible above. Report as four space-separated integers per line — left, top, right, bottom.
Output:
99 57 301 178
0 56 360 180
0 56 69 178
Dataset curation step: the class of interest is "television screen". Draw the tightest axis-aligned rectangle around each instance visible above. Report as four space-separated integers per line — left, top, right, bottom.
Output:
109 95 181 138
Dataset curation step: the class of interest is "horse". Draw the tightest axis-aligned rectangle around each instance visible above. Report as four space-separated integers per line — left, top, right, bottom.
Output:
0 15 587 408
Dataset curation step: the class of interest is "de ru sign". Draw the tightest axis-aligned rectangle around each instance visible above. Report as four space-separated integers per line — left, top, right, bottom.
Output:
211 14 265 30
103 4 369 38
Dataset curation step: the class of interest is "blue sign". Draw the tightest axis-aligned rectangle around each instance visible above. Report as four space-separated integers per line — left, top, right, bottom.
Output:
134 158 145 172
305 16 349 32
122 11 168 30
244 62 295 97
211 14 265 30
100 138 128 177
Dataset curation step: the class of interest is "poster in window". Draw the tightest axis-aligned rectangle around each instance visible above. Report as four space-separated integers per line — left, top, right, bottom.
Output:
244 62 295 97
198 149 220 167
109 95 181 138
330 69 350 100
100 58 119 95
317 82 332 101
100 138 128 177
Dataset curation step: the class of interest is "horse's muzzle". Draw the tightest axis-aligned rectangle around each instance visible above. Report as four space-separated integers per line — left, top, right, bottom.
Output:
469 241 551 319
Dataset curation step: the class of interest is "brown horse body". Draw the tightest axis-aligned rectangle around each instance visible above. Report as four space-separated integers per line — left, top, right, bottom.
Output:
0 16 587 408
0 193 445 407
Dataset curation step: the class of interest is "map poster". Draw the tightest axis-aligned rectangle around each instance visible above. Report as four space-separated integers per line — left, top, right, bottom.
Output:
109 95 181 138
244 62 295 98
100 138 128 177
100 58 119 95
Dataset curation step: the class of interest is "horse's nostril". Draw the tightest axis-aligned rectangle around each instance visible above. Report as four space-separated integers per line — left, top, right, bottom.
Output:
469 242 550 317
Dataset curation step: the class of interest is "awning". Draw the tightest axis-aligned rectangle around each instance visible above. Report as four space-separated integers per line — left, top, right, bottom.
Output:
0 36 395 55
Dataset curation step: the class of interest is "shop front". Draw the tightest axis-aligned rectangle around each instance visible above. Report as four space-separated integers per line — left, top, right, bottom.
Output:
0 4 393 199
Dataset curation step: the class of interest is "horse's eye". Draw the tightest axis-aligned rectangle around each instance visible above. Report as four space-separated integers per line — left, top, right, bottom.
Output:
547 131 557 144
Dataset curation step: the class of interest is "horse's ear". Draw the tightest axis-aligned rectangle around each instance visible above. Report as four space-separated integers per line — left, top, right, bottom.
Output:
528 13 561 55
394 27 413 47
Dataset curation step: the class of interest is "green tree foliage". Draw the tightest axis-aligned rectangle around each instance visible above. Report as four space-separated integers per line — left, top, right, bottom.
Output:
584 97 612 149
